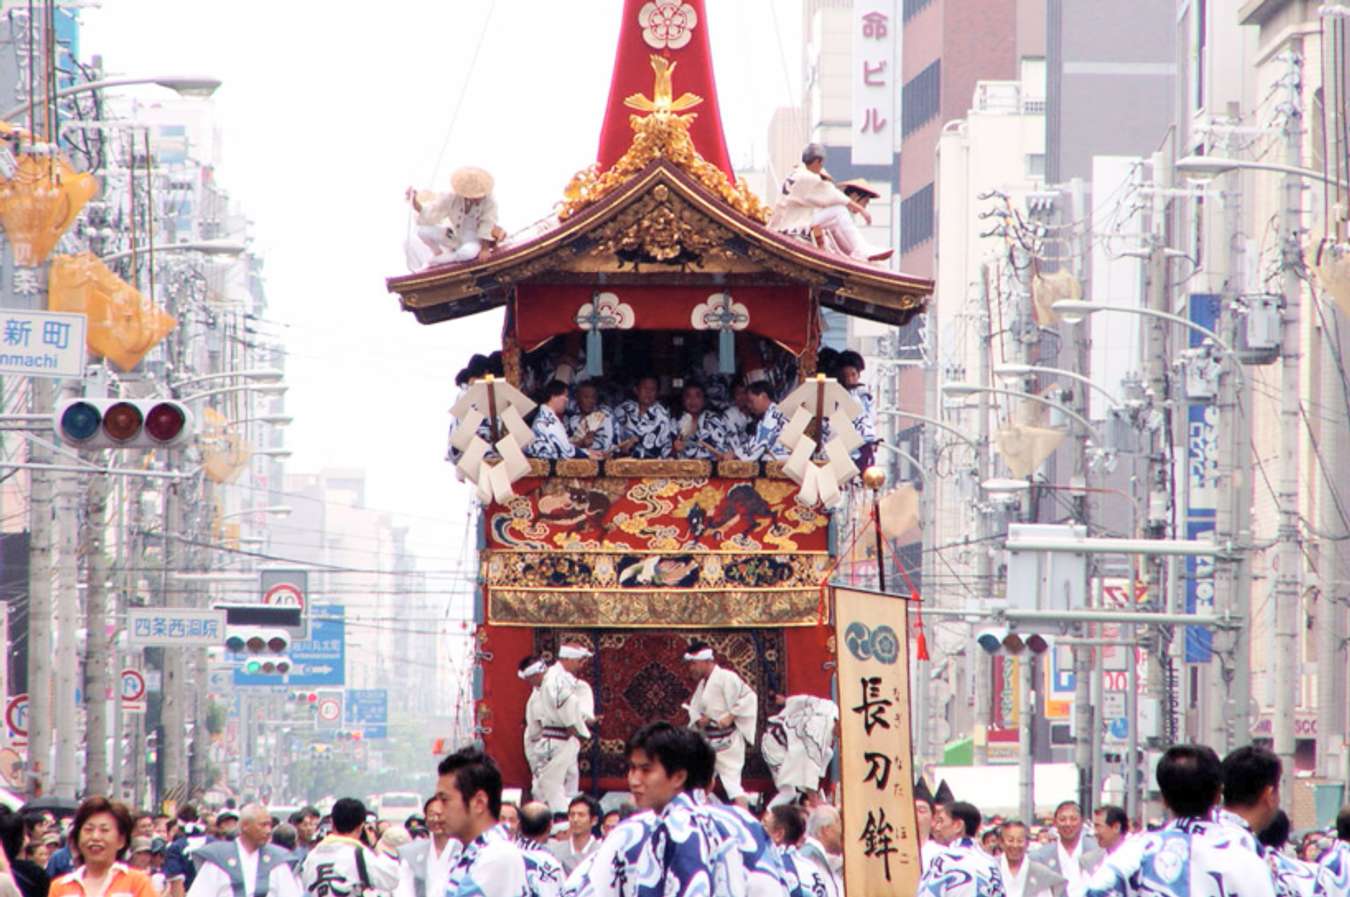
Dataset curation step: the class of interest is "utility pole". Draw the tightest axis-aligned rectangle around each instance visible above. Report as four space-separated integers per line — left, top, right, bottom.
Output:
1272 48 1303 800
52 463 79 799
159 471 188 799
972 263 995 766
25 378 53 796
84 468 112 796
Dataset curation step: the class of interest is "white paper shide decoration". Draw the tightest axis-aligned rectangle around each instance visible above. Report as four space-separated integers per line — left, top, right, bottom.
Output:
775 375 864 509
449 377 537 504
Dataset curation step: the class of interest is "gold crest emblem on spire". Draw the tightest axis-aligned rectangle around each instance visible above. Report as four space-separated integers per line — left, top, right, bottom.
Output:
624 56 703 115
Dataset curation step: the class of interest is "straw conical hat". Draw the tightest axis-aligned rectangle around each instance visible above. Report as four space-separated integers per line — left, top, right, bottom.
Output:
451 166 494 199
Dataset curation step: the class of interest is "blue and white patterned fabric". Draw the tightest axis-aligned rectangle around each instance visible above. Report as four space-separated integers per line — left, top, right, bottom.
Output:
691 795 789 897
528 406 585 460
512 838 566 897
735 406 791 461
919 836 1006 897
676 411 731 459
564 407 615 454
1212 810 1293 897
446 824 528 897
1268 851 1325 897
1084 818 1276 897
561 813 658 897
1317 841 1350 897
614 400 675 459
778 845 840 897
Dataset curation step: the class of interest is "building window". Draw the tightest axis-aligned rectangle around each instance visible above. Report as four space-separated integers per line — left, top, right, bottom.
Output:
900 183 934 254
903 0 933 22
1026 154 1046 178
901 61 941 137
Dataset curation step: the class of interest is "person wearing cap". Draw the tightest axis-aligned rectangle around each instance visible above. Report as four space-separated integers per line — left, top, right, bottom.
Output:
681 640 758 807
214 810 240 842
404 166 505 270
768 143 893 263
188 805 300 897
523 645 596 815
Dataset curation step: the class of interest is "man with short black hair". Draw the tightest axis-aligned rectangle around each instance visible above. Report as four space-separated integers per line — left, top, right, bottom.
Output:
549 796 598 875
437 747 527 897
291 808 320 860
1258 811 1322 897
768 805 838 897
1318 806 1350 897
919 800 1005 897
733 382 790 461
1091 807 1128 858
299 798 400 897
1218 745 1285 871
1085 745 1275 897
1032 801 1100 892
396 797 461 897
165 804 208 897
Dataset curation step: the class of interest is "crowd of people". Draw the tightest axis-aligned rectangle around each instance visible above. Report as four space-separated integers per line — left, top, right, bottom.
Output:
1 739 1348 897
449 347 879 469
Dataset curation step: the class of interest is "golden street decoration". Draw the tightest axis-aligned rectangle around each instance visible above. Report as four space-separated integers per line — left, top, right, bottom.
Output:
47 252 176 371
0 154 98 266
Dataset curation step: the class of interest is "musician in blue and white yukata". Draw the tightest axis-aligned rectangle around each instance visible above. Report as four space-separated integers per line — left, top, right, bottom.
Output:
673 382 731 460
438 747 529 897
564 380 614 455
832 349 879 469
1084 745 1276 897
615 376 675 458
766 806 839 897
734 381 791 461
921 801 1006 897
511 803 566 897
1317 810 1350 897
1215 746 1292 897
529 381 598 460
1256 812 1324 897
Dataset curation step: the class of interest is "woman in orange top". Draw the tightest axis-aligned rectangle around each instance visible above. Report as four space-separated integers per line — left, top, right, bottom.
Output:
49 798 157 897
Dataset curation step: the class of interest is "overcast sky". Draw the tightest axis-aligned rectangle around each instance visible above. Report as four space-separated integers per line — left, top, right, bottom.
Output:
80 1 803 566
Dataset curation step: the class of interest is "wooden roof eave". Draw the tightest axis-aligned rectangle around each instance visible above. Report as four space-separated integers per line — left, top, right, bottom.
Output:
386 160 933 327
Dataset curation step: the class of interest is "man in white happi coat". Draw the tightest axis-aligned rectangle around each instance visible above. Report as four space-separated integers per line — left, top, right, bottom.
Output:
524 644 596 815
404 166 506 270
682 639 757 806
768 143 892 262
761 694 837 809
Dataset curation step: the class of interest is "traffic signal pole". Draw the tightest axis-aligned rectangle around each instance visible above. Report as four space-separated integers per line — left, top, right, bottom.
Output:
84 469 112 796
25 379 53 796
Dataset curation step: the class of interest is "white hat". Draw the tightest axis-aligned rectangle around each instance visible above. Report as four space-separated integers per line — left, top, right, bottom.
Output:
558 644 593 660
451 166 494 199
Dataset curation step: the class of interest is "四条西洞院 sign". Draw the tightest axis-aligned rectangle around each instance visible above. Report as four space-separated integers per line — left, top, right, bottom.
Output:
834 586 921 897
128 608 226 646
0 311 87 380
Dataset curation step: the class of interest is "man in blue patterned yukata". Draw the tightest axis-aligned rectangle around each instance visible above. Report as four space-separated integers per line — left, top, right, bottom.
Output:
1215 745 1294 897
1084 745 1276 897
439 747 529 897
1257 812 1325 897
921 801 1006 897
529 381 597 460
512 803 566 897
1318 809 1350 897
673 382 731 460
615 376 675 458
565 380 615 455
832 350 878 468
765 806 838 897
734 382 791 461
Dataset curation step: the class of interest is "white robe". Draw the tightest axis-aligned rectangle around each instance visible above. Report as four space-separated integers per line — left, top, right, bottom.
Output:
526 663 592 813
686 664 757 800
761 695 837 795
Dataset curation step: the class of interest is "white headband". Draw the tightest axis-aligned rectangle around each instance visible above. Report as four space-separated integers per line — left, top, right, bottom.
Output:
683 648 714 662
517 660 547 679
559 645 593 660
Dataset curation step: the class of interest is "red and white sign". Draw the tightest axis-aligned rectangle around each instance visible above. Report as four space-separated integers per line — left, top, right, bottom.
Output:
316 696 342 723
5 694 27 743
263 582 305 611
121 669 147 712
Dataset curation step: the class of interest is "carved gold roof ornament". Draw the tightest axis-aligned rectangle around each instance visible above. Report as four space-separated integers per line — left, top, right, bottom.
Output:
561 55 768 223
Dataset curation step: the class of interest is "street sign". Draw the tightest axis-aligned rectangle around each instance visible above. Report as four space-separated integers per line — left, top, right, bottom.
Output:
345 688 388 740
5 694 27 743
261 570 308 638
315 690 343 729
263 583 305 611
128 608 226 646
1102 691 1126 718
0 310 87 380
120 669 146 713
234 603 344 687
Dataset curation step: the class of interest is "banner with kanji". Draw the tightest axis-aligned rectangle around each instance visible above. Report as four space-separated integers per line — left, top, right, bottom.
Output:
834 586 921 897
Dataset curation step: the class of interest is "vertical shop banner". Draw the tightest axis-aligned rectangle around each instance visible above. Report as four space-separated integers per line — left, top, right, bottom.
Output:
834 586 921 897
1184 293 1220 662
853 2 898 165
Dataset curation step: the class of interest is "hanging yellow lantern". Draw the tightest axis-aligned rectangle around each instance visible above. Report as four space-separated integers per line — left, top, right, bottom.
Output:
47 251 176 371
0 154 98 266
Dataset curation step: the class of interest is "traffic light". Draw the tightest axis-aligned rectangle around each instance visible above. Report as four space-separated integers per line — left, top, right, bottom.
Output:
54 398 194 449
976 627 1053 655
289 691 319 709
225 626 291 675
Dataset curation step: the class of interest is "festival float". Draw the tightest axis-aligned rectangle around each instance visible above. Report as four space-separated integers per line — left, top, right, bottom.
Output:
385 0 931 833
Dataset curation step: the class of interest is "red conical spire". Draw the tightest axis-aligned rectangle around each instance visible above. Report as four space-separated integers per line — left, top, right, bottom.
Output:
597 0 734 180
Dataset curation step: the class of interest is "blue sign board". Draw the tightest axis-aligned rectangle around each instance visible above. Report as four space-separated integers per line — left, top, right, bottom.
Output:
345 688 388 740
234 604 345 687
1184 294 1219 663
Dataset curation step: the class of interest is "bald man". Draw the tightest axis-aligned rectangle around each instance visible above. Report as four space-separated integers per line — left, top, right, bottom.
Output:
187 804 301 897
512 802 566 897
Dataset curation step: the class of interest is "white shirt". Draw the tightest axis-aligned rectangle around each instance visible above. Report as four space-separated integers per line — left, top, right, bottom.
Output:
395 839 461 897
186 842 302 897
686 664 757 745
1058 838 1085 891
1002 856 1032 897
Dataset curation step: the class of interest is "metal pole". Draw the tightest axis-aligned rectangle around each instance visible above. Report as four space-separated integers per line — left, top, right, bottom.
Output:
159 470 188 799
1272 49 1303 800
84 469 112 795
873 497 886 593
52 464 79 799
25 379 53 796
1019 654 1035 822
1126 555 1140 824
973 263 993 766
